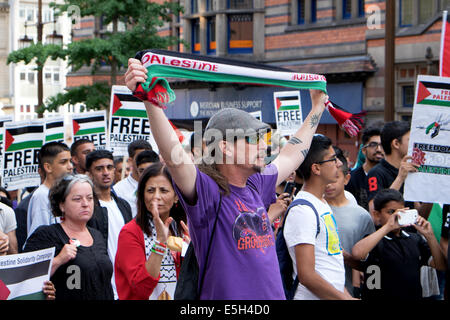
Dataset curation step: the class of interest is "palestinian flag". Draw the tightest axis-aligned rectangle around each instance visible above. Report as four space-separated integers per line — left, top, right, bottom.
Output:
112 92 147 118
416 80 450 107
72 112 106 137
0 116 13 143
45 117 65 142
0 248 54 300
275 94 301 111
4 122 44 152
440 10 450 77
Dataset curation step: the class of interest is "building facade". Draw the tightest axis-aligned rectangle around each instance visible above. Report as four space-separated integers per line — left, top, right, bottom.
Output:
65 0 448 162
0 0 12 115
7 0 72 120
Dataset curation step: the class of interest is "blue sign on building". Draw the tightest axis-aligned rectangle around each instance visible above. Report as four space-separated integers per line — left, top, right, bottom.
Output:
164 82 363 125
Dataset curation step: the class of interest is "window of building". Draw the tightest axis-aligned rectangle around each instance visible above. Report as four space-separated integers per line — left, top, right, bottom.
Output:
402 85 415 107
228 0 253 9
341 0 365 20
192 19 201 53
191 0 199 14
45 70 52 83
297 0 317 24
206 0 216 11
419 0 433 24
311 0 317 22
400 0 413 26
19 7 26 20
298 0 305 24
228 14 253 53
207 17 216 54
20 71 26 81
358 0 365 17
400 0 438 27
53 68 60 83
443 0 450 9
43 7 54 23
26 8 35 22
343 0 352 19
28 72 35 84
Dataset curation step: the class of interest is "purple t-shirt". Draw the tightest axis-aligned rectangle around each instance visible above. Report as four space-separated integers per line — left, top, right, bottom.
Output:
173 164 285 300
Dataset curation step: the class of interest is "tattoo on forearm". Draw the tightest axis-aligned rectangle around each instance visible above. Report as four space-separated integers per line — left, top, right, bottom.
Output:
287 137 303 145
301 148 309 158
309 113 321 128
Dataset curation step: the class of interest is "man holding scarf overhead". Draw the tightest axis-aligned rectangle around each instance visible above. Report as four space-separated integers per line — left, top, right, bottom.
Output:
124 52 328 300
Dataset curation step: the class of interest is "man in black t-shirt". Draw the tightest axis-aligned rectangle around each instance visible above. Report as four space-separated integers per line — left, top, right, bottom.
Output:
346 127 383 210
367 121 432 219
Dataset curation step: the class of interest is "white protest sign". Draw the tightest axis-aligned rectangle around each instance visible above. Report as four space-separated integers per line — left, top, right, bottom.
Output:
72 110 108 150
404 75 450 203
273 91 302 136
109 85 158 156
3 120 44 190
0 247 54 300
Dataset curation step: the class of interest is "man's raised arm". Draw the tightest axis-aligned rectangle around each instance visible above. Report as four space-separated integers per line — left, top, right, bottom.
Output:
272 89 328 186
125 58 197 201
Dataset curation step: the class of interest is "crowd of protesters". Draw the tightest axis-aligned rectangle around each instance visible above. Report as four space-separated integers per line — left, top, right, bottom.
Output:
0 58 448 301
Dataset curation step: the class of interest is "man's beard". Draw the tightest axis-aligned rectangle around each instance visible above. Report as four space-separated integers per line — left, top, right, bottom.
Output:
367 154 382 164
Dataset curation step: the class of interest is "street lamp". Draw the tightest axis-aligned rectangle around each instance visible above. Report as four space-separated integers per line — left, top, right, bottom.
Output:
18 0 64 118
19 22 33 48
46 19 64 45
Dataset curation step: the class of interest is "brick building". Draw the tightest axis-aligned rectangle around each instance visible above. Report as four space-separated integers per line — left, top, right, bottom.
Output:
66 0 448 163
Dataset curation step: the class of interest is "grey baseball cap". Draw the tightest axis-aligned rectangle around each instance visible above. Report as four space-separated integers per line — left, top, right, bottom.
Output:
204 108 270 145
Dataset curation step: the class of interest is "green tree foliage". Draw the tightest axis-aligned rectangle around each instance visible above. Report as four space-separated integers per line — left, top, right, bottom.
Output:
7 0 183 114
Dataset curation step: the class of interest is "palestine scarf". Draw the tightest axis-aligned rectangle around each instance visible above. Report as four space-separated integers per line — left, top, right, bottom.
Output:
133 49 365 136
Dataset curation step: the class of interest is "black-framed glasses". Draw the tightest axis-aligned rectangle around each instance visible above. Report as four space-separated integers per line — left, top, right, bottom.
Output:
315 155 338 165
363 142 382 149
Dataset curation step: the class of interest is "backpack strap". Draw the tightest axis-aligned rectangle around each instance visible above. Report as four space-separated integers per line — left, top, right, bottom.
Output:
281 198 321 299
283 198 320 238
197 193 222 296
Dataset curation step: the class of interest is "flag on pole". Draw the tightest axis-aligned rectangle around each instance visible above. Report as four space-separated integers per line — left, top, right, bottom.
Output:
440 10 450 77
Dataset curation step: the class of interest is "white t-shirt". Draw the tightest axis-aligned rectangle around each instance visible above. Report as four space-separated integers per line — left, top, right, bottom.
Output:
284 191 345 300
99 198 126 300
0 202 17 234
27 184 60 239
113 174 138 218
344 190 357 205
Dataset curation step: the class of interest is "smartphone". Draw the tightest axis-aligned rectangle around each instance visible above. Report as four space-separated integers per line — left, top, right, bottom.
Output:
283 182 295 197
397 209 418 226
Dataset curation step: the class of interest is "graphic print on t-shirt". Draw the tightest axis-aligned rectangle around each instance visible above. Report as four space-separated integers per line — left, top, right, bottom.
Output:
232 199 274 253
321 212 342 255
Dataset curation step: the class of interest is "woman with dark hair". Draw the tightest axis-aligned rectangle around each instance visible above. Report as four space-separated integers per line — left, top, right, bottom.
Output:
24 174 114 300
115 162 188 300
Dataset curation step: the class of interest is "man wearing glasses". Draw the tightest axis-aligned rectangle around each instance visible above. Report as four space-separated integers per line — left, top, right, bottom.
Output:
283 134 355 300
125 57 328 299
346 127 384 210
